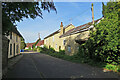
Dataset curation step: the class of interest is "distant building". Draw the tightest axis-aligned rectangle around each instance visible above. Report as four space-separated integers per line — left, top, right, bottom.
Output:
25 43 35 49
35 40 44 48
25 39 44 49
7 26 24 58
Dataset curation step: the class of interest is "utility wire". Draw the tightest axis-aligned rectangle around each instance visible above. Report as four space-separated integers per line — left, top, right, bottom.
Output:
64 2 100 25
64 7 91 25
55 5 92 21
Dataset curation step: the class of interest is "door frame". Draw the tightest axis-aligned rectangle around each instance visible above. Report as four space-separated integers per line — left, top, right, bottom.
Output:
14 43 15 57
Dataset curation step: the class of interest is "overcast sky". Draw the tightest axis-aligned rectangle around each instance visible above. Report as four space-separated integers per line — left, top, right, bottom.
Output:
16 2 107 43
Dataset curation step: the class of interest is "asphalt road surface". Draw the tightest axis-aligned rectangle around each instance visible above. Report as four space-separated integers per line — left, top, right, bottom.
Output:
6 52 120 78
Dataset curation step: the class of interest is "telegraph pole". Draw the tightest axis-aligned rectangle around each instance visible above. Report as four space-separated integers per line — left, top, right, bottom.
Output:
91 3 94 24
91 3 96 31
38 33 40 39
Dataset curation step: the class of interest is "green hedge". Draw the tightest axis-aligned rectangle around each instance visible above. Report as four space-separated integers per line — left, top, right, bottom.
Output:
78 2 120 64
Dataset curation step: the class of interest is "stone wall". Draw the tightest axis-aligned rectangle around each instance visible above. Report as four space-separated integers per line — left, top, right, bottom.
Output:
2 36 9 76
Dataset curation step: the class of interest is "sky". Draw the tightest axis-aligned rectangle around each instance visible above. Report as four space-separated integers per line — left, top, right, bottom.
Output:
16 2 107 43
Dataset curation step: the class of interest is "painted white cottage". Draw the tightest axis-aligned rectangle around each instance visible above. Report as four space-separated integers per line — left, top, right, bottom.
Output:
7 26 23 58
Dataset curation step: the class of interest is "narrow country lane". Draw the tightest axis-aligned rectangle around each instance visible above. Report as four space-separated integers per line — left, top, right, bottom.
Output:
6 52 120 78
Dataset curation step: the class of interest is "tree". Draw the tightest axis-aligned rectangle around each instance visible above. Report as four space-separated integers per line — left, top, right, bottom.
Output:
20 37 26 49
80 2 120 64
2 1 57 35
32 38 40 48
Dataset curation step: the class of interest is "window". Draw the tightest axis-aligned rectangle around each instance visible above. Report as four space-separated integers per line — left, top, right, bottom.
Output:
63 39 66 45
10 32 12 39
77 47 79 50
59 46 61 50
53 36 54 42
16 44 19 54
56 44 57 48
68 46 71 52
10 44 12 55
49 45 50 48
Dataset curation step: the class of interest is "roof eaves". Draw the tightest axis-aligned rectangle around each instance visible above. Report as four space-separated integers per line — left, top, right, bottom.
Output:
11 26 24 39
44 30 59 39
44 23 73 39
60 18 102 38
63 23 73 29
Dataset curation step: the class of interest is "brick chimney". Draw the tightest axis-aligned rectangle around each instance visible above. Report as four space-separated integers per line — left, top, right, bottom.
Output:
60 22 63 35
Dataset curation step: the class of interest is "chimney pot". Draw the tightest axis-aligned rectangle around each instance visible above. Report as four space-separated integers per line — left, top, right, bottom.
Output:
61 22 63 26
60 22 64 35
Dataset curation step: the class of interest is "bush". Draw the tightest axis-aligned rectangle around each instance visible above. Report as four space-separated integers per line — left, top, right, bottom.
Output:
118 65 120 72
33 47 37 51
59 50 65 54
105 64 119 72
28 46 31 50
37 47 42 52
77 2 120 65
49 47 55 53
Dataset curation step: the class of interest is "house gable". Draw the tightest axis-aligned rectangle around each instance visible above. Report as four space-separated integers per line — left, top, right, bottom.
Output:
64 24 75 33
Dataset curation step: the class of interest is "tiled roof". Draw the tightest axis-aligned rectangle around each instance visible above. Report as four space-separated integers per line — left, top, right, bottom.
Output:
59 18 102 38
26 43 35 47
44 24 74 39
11 26 23 38
63 23 73 29
44 30 59 39
36 40 44 46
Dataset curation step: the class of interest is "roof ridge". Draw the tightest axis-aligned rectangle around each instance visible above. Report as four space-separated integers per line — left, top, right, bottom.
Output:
44 23 74 39
59 17 102 38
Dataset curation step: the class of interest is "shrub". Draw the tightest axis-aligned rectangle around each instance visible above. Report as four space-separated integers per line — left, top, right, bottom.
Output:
105 64 118 72
118 65 120 72
37 47 42 52
28 46 31 50
43 45 48 49
77 2 120 64
33 47 37 51
49 47 55 53
59 50 65 54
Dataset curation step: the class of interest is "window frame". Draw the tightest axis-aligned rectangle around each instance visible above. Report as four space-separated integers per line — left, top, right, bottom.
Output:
16 44 19 54
10 44 12 55
68 45 71 52
63 39 66 45
56 44 57 49
10 32 12 39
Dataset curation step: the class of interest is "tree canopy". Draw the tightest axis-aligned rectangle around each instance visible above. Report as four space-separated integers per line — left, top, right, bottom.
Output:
79 2 120 64
2 2 56 35
20 37 26 49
